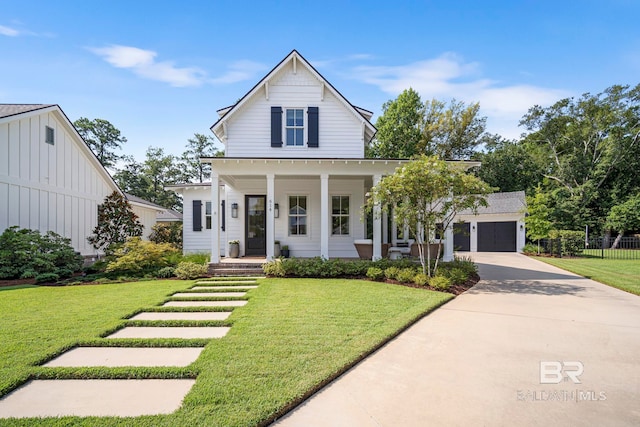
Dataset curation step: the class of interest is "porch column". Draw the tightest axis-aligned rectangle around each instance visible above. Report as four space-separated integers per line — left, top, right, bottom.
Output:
210 173 220 263
372 174 382 260
266 174 275 261
320 174 329 259
391 213 398 245
382 208 389 244
443 222 454 262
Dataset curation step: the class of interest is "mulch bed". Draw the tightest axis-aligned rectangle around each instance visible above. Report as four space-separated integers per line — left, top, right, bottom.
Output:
373 272 480 295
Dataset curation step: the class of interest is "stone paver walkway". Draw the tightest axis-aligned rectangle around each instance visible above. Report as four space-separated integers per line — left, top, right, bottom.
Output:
0 276 260 419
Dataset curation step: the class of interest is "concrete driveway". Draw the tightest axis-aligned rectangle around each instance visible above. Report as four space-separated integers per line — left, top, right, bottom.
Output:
273 253 640 426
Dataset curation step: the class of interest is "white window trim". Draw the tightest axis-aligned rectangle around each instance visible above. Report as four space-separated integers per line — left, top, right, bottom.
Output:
286 193 311 239
283 107 307 148
330 194 351 237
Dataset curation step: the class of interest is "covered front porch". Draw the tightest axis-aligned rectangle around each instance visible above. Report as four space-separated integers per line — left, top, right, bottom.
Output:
203 157 456 264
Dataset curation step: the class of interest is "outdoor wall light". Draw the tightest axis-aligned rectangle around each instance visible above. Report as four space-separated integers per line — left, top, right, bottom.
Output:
231 203 239 218
520 224 524 231
472 225 476 232
274 203 280 218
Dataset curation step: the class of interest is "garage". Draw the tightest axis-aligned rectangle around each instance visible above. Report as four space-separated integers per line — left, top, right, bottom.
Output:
477 221 517 252
453 222 471 252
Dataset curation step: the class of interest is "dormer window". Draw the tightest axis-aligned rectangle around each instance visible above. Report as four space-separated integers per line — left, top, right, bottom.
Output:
285 109 304 146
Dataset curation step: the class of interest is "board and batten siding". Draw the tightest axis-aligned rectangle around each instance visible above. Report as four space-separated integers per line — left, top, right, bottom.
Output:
225 62 365 159
0 109 116 255
181 186 226 255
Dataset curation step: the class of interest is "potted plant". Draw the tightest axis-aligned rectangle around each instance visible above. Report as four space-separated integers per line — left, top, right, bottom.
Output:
281 245 290 258
228 240 240 258
274 240 281 257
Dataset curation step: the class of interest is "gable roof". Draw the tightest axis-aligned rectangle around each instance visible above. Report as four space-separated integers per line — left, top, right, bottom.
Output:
210 50 377 144
0 104 55 119
460 191 527 215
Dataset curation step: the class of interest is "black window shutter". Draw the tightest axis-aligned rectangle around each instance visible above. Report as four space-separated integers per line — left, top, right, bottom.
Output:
271 106 282 147
193 200 202 231
221 200 226 231
308 107 319 147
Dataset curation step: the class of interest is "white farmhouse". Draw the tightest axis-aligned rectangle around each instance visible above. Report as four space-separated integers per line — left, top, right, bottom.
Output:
171 50 525 263
0 104 161 256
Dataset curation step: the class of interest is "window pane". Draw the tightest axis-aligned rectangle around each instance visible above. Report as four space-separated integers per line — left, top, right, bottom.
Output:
299 224 306 235
341 218 349 235
332 196 340 214
205 202 212 215
332 217 341 234
295 109 303 126
295 128 303 145
286 128 294 145
299 196 306 210
286 109 294 126
341 196 349 214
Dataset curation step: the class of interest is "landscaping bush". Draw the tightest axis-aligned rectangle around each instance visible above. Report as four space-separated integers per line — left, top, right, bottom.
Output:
366 267 385 281
156 266 176 278
384 267 401 281
0 226 83 280
396 268 417 283
34 272 60 284
174 262 208 279
430 275 451 291
444 268 468 285
262 260 285 277
105 238 178 274
149 222 183 249
550 230 585 256
522 243 539 255
413 273 429 286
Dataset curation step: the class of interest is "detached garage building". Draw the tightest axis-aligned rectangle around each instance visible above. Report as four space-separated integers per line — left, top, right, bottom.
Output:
454 191 526 253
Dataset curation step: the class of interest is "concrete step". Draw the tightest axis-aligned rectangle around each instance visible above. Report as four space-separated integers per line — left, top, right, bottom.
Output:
163 300 247 307
172 292 246 298
106 326 230 339
0 379 195 418
129 311 232 321
42 347 204 367
192 285 258 290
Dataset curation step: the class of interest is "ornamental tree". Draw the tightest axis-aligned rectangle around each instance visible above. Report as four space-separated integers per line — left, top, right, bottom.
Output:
88 191 143 254
366 155 491 277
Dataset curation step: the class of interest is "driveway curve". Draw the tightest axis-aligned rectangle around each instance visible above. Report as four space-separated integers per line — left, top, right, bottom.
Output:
273 253 640 426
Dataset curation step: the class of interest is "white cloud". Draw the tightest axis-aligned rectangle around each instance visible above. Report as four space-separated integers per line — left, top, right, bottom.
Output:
0 25 20 36
209 60 267 84
353 53 569 139
89 44 206 87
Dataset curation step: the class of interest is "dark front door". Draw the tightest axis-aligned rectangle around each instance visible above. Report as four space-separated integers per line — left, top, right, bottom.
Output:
477 221 516 252
245 195 266 256
453 222 471 252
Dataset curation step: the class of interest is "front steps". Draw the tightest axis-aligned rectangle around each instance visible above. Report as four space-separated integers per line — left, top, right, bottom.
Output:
208 262 264 277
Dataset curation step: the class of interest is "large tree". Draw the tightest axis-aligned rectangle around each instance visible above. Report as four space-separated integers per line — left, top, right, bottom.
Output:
74 117 126 169
366 155 491 276
520 84 640 230
181 133 223 183
368 88 424 158
475 136 541 193
87 191 143 254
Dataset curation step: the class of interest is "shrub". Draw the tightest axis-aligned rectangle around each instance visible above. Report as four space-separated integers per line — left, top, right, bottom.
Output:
106 238 178 274
0 227 83 280
396 268 417 283
149 222 183 249
550 230 585 256
413 273 429 286
262 260 286 277
446 268 468 285
522 243 539 255
174 262 208 280
156 267 176 278
34 272 60 284
430 275 451 291
384 267 401 280
366 267 385 281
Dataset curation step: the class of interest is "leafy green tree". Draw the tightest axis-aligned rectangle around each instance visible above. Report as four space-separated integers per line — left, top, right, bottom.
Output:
366 155 491 276
181 133 224 183
475 136 541 193
74 117 126 168
520 84 640 230
88 191 143 254
421 98 488 160
149 222 183 249
606 194 640 247
525 187 553 253
368 88 424 158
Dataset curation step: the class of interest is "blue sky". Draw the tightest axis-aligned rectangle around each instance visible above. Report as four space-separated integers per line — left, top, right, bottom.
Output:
2 0 639 162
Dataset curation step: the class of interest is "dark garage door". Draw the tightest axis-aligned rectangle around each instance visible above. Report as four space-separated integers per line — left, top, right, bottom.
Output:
454 222 470 251
478 221 516 252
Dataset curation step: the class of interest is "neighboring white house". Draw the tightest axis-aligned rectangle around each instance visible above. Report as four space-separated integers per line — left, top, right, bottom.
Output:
171 50 525 262
0 104 161 256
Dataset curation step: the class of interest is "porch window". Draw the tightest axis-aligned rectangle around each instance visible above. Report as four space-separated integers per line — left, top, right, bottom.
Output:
289 195 307 235
285 109 304 146
205 201 212 229
331 196 349 235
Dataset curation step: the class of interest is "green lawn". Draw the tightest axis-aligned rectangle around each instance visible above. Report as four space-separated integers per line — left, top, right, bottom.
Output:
0 278 452 426
534 257 640 295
